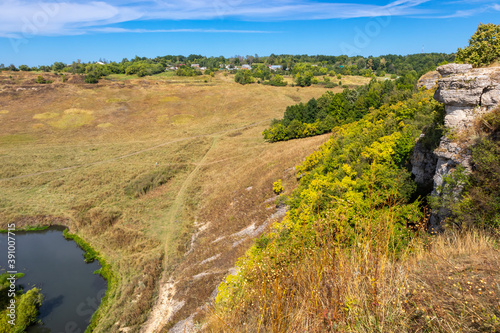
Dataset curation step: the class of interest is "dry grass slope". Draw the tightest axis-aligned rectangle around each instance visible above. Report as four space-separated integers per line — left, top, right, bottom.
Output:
0 70 367 332
204 222 500 333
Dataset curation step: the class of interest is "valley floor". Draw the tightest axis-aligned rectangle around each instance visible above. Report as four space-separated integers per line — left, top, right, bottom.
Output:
0 71 348 331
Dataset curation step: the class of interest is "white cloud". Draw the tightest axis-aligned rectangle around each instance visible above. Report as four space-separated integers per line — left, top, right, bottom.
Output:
141 0 431 20
0 0 493 38
415 2 496 18
0 1 142 37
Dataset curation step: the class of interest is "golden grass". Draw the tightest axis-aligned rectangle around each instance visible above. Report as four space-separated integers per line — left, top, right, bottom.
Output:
0 133 35 145
49 109 94 129
160 96 181 102
97 122 113 128
33 111 59 119
171 114 194 124
106 98 128 103
404 229 500 332
0 71 373 332
203 222 500 333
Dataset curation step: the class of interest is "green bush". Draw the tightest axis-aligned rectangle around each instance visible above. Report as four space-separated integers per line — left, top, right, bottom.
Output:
176 65 202 77
234 70 255 85
35 75 52 84
456 23 500 67
0 287 43 333
261 74 287 86
214 88 443 331
272 179 284 194
452 108 500 229
84 74 99 84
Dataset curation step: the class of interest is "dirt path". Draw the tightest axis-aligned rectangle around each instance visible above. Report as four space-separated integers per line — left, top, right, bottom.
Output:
142 89 229 333
141 137 218 333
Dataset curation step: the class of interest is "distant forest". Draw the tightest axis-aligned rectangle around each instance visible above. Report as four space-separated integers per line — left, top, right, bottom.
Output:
1 53 454 84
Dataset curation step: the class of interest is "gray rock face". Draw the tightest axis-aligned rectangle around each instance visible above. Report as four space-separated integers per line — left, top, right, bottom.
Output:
426 64 500 230
436 63 472 77
417 70 440 90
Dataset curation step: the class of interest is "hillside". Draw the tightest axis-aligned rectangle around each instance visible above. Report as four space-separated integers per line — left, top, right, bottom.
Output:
1 57 499 332
204 65 500 332
0 70 377 332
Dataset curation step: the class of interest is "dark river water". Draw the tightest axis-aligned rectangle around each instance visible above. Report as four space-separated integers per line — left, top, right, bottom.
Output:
0 227 107 333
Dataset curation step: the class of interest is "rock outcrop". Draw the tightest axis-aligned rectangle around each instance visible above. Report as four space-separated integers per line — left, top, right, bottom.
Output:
417 70 440 90
424 63 500 230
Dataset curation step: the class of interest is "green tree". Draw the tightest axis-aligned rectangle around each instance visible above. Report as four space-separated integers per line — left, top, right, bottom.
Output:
234 70 255 85
456 23 500 67
52 62 66 72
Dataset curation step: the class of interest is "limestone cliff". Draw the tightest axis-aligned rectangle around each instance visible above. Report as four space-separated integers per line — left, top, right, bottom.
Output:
415 63 500 229
417 70 440 90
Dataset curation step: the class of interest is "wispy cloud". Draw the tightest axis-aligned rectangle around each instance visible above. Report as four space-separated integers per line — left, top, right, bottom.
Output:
0 1 142 37
415 2 499 18
141 0 431 20
0 0 495 38
91 27 278 33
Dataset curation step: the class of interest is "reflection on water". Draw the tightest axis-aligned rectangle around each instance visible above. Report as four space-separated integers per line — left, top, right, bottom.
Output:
0 227 107 333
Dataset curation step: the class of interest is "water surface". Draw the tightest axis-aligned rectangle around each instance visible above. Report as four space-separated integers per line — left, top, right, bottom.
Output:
0 227 107 333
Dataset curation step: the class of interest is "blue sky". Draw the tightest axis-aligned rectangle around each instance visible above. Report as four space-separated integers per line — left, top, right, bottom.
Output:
0 0 498 66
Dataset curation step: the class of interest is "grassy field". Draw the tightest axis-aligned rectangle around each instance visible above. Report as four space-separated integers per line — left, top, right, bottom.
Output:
0 70 374 332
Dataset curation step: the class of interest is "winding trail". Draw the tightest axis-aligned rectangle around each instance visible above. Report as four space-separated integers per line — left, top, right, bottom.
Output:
142 87 229 333
141 137 218 333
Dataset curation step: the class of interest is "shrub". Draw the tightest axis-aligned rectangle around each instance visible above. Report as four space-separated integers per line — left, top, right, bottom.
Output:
324 82 338 88
176 65 202 77
0 287 43 333
452 108 500 229
234 70 255 85
262 74 287 86
456 23 500 67
208 87 446 333
84 74 99 84
272 179 284 194
35 75 52 84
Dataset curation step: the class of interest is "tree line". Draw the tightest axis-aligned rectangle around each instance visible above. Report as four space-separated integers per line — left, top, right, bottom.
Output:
262 71 420 142
1 52 454 84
